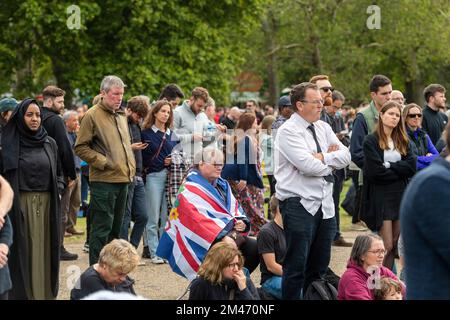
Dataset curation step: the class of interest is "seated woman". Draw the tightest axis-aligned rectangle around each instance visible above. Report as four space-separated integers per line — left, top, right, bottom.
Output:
338 234 404 300
403 103 439 170
156 147 259 281
189 242 259 300
70 239 139 300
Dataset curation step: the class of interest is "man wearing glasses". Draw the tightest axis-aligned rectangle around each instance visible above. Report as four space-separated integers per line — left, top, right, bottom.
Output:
391 90 405 107
274 82 351 299
310 75 334 124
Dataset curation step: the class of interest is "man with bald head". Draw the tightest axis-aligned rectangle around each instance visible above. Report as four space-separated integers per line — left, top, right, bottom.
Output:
221 106 242 130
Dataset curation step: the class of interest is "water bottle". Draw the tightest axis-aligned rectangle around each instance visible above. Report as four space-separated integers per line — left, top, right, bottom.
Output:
203 122 216 147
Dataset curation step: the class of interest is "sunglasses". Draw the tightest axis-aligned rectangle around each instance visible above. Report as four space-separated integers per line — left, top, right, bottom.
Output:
407 114 422 118
320 87 334 93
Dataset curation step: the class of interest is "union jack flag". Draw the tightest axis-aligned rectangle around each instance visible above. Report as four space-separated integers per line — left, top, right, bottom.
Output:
156 170 247 280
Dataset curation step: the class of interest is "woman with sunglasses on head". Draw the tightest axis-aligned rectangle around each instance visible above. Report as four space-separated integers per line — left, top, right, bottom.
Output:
403 103 439 170
338 234 404 300
189 242 259 300
360 101 416 271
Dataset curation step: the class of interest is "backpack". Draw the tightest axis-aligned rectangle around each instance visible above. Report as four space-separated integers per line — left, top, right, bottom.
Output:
303 279 338 300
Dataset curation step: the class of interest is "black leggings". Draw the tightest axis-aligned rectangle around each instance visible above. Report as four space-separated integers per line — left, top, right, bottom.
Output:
240 237 259 274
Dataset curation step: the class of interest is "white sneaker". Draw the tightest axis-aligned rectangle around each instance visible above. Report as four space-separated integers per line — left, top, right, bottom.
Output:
151 256 165 264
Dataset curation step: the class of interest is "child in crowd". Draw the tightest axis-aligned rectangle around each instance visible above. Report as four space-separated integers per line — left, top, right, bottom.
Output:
373 276 403 300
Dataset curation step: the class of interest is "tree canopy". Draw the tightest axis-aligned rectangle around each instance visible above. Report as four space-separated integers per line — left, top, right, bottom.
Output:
1 0 449 106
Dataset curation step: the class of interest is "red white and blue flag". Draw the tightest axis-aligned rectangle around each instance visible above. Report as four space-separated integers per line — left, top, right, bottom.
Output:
156 170 247 281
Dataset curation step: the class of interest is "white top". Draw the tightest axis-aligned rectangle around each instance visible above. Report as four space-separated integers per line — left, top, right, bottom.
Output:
383 139 401 168
173 101 209 158
274 112 351 218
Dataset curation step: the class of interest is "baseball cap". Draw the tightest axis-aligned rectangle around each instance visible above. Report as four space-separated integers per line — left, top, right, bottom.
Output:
0 97 18 113
278 95 292 108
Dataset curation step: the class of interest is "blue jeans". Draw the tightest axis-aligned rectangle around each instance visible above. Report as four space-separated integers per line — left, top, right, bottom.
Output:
262 276 282 300
279 198 336 300
143 169 169 256
120 176 148 248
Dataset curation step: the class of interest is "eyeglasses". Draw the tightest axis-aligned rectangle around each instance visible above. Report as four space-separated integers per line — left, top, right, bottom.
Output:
227 262 240 269
407 114 422 118
301 99 324 106
368 249 386 256
320 87 334 93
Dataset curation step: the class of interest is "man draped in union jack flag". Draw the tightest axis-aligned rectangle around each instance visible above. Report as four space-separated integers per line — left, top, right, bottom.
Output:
156 147 259 281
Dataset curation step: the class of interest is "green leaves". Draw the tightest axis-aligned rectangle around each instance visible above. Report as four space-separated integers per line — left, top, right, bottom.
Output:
0 0 264 105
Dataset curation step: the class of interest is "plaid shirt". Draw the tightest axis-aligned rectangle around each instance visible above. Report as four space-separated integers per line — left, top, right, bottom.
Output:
165 151 192 209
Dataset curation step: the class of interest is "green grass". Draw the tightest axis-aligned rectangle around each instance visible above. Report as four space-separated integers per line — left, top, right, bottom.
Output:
64 217 87 244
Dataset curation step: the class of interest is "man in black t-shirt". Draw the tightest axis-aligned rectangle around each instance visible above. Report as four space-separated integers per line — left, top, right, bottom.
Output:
257 196 286 299
70 239 139 300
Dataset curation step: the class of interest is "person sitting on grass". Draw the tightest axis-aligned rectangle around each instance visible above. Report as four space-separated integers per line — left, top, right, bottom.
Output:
189 242 260 300
70 239 139 300
338 234 404 300
257 195 286 299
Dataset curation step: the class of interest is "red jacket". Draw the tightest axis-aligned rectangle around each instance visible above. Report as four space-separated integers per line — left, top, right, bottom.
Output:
338 259 401 300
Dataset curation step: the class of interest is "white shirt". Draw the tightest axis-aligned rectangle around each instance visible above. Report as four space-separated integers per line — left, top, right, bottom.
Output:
383 139 401 168
274 112 351 218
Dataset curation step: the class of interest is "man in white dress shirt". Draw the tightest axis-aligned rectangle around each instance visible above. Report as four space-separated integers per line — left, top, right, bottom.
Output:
274 82 351 299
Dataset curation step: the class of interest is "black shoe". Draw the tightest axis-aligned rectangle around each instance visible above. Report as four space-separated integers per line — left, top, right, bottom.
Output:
60 246 78 261
142 246 151 259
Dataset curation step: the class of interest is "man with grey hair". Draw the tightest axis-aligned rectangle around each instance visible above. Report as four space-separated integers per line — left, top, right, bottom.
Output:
75 75 136 265
61 110 84 238
391 90 405 107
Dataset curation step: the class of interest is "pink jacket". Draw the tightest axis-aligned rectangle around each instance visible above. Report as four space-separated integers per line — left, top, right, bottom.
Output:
338 259 401 300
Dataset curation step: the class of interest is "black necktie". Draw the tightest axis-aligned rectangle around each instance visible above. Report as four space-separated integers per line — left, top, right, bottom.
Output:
308 124 334 183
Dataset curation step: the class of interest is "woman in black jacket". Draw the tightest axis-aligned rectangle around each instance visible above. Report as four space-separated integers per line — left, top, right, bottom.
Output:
0 99 64 300
189 242 259 300
361 101 416 270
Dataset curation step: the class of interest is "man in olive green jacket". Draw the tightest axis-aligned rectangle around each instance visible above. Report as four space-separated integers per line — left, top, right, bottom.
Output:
75 75 136 265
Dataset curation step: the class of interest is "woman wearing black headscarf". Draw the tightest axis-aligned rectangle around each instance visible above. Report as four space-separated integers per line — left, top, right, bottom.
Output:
0 99 64 300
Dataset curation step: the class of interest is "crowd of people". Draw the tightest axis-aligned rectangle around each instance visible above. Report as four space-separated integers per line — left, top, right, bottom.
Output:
0 73 449 300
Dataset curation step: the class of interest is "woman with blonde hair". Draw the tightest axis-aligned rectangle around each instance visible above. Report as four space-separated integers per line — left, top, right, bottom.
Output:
189 242 259 300
71 239 140 300
361 101 416 270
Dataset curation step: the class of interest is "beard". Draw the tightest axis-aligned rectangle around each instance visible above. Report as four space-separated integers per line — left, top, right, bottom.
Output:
323 96 333 107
